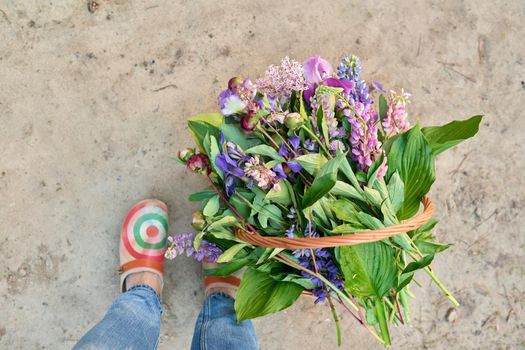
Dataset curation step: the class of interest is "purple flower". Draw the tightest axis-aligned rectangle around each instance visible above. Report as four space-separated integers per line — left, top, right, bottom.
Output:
346 102 383 173
215 133 251 196
275 136 302 176
337 55 371 105
325 77 355 96
303 55 333 84
371 80 386 93
218 77 257 118
165 234 222 263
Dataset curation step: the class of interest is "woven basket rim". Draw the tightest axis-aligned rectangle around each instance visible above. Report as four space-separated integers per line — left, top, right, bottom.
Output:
235 196 434 249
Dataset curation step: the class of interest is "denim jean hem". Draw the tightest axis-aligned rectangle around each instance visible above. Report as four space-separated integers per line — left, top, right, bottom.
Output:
127 284 163 315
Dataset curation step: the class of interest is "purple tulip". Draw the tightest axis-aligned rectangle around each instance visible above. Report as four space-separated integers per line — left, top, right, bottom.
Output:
303 55 333 84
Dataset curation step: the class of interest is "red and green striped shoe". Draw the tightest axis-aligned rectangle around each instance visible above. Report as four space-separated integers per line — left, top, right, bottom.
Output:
119 199 169 292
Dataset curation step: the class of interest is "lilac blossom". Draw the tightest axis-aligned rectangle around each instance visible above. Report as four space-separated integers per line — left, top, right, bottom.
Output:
382 89 411 137
256 56 306 101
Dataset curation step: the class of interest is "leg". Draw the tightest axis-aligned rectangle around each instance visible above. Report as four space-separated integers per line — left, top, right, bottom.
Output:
191 263 258 350
74 284 162 350
75 199 169 350
191 292 258 350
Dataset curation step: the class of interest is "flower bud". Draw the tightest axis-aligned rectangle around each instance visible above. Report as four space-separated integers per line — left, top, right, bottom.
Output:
284 112 305 130
191 210 205 230
178 148 195 163
228 77 243 90
187 154 210 174
240 111 260 131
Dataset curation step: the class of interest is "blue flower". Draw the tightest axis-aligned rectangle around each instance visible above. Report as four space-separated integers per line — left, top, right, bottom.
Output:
274 136 303 177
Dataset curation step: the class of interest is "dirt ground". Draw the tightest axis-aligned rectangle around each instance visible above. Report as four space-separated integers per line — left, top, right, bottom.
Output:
0 0 524 349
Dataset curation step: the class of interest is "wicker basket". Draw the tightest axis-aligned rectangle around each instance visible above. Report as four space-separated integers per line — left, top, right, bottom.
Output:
235 196 434 249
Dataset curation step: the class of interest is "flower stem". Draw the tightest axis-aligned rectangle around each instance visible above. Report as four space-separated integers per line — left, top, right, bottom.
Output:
326 294 342 346
300 125 332 158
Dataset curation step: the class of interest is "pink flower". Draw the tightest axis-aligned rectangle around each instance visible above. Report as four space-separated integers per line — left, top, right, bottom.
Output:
382 89 411 137
303 55 333 84
256 56 306 100
243 156 278 190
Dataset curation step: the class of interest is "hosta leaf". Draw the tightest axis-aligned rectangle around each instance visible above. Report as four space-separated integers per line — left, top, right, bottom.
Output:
337 242 397 298
302 153 344 208
296 154 328 175
203 195 220 217
387 125 435 220
421 115 482 155
235 268 303 320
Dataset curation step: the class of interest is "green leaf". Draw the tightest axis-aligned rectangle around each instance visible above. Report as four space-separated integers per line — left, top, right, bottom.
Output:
203 195 220 217
209 135 223 179
221 123 261 150
245 145 285 161
336 242 397 298
379 95 388 122
296 154 328 175
302 153 344 208
189 112 224 127
188 190 216 202
387 125 435 220
375 298 391 345
265 181 292 206
330 181 364 201
216 243 249 263
207 216 237 231
188 120 221 152
421 115 482 155
205 257 251 276
331 199 360 225
235 268 303 320
357 212 385 230
387 172 405 213
397 254 435 291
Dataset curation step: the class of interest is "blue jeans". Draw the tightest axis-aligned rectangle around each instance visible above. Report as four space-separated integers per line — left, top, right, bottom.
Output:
73 285 258 350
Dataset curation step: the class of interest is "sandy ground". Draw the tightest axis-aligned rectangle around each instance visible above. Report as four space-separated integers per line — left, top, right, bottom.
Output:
0 0 524 349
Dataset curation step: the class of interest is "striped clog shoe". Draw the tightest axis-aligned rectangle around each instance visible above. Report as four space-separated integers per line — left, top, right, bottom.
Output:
119 199 169 292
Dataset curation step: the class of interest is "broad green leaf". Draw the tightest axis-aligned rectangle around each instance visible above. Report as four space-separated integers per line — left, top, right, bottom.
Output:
209 135 223 179
379 95 388 122
245 145 285 161
296 154 328 175
330 181 363 201
397 254 434 291
216 243 249 263
189 112 224 127
337 242 397 298
421 115 482 155
205 257 251 276
207 216 237 231
340 155 363 191
221 123 261 150
302 153 344 208
387 125 435 220
357 212 385 230
330 224 366 234
235 268 303 320
188 190 216 202
331 199 360 225
387 172 404 213
203 195 220 217
265 181 291 206
188 120 221 152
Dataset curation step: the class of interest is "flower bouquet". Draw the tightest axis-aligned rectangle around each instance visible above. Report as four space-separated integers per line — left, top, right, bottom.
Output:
168 54 482 345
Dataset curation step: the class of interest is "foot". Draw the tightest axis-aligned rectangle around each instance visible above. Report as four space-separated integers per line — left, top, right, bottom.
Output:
119 199 169 295
203 261 243 299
